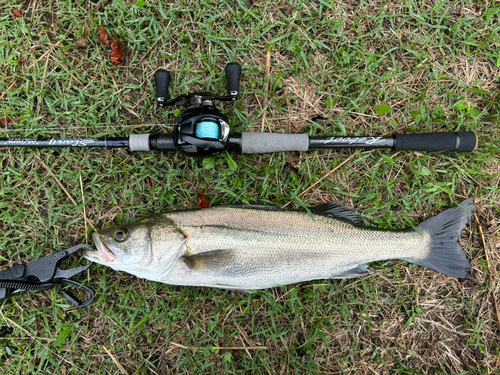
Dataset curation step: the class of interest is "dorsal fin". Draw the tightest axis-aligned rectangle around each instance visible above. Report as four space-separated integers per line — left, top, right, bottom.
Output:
221 202 363 225
222 204 283 211
309 202 363 226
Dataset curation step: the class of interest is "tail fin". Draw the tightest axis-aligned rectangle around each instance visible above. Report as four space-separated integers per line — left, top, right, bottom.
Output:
409 199 474 278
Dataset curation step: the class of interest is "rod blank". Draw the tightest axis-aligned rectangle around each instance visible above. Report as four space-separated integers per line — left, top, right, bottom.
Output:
0 138 129 148
308 131 476 153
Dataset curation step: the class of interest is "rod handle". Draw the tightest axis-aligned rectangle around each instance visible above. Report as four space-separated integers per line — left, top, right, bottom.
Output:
393 131 477 152
241 133 309 153
225 62 241 97
154 69 171 104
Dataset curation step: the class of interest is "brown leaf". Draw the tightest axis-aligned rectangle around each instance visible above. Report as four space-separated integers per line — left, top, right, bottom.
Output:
1 118 15 126
197 189 210 209
146 176 157 186
110 36 125 65
75 37 88 49
98 26 110 47
13 9 23 18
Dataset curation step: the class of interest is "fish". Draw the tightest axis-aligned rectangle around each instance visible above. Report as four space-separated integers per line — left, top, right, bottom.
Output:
84 199 474 291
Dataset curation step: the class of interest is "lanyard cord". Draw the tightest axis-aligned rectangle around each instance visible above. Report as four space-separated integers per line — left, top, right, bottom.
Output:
0 279 55 290
0 279 95 308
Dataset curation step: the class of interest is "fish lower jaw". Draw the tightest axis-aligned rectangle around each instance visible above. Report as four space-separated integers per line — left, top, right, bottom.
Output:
83 250 103 263
93 232 118 262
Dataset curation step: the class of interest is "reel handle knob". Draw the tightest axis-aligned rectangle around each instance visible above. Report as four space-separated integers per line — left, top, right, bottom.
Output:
154 69 171 106
225 62 241 98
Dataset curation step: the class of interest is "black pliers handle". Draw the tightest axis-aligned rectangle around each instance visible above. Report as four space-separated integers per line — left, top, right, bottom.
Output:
0 244 95 308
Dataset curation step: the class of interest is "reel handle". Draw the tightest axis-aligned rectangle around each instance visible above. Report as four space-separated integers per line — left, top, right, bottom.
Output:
225 62 241 98
154 69 171 106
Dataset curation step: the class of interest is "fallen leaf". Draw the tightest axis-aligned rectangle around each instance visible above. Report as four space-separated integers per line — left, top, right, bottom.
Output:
374 104 392 115
110 36 125 65
13 9 23 18
75 37 88 49
146 176 157 186
197 189 210 209
1 118 15 126
98 26 110 47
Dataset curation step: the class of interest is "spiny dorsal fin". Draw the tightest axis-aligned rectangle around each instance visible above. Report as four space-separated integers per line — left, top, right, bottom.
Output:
222 204 283 211
309 202 363 226
222 202 363 225
182 249 236 271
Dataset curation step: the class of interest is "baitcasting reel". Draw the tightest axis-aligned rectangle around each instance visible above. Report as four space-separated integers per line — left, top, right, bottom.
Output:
154 62 242 156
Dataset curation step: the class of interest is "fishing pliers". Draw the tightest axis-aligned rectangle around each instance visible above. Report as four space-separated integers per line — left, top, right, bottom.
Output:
0 244 95 308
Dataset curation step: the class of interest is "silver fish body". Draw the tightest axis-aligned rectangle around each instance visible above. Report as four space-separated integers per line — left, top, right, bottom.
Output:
85 200 473 290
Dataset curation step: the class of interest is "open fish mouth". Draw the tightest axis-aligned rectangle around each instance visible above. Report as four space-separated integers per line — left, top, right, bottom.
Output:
86 232 119 263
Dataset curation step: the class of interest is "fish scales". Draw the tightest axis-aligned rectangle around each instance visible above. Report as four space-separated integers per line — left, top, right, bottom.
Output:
157 207 427 288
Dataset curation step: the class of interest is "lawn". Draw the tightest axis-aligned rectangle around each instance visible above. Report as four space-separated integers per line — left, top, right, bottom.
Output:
0 0 499 374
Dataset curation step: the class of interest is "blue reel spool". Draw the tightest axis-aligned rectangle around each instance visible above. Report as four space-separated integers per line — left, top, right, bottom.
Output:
196 121 220 140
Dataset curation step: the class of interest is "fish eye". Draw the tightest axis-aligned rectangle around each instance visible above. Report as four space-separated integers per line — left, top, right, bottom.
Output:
113 228 128 242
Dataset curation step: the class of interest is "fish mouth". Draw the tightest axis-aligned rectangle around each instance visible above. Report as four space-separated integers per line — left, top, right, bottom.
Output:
85 232 120 263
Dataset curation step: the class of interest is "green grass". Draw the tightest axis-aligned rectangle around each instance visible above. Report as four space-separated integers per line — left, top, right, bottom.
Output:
1 0 499 373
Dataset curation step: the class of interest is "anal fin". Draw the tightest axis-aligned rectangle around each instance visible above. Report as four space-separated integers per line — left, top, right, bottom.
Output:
201 283 252 293
330 264 371 279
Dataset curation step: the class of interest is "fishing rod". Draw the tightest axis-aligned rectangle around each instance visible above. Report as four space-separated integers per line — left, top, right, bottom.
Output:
0 62 477 155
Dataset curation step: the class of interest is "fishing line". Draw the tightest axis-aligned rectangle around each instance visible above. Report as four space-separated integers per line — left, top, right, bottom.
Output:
0 123 171 133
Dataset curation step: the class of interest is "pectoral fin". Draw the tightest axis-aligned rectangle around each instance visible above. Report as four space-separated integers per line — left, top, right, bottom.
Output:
182 249 236 271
